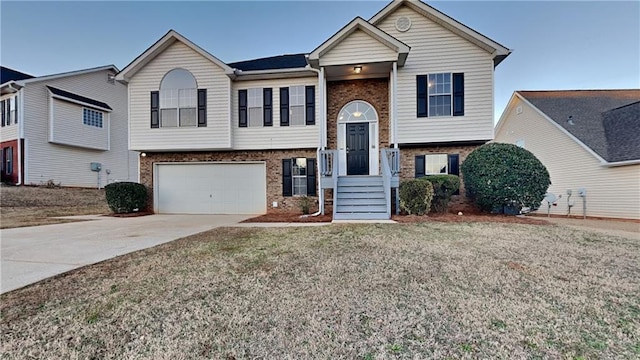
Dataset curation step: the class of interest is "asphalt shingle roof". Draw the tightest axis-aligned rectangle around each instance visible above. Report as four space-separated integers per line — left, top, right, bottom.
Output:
518 90 640 163
228 54 308 71
47 86 112 110
1 66 34 83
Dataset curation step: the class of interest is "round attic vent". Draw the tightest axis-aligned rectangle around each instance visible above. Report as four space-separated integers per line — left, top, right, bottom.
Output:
395 16 412 32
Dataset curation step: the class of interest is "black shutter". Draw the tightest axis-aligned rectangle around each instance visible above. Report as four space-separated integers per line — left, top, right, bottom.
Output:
417 75 428 117
150 91 159 128
448 154 460 195
6 99 11 124
305 85 315 125
306 158 316 196
280 87 289 126
1 100 5 127
415 155 425 178
14 96 18 124
263 88 273 126
453 73 464 116
282 159 292 197
197 89 207 127
239 89 247 127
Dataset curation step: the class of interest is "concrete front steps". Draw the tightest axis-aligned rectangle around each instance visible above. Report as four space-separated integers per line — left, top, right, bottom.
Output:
333 176 389 220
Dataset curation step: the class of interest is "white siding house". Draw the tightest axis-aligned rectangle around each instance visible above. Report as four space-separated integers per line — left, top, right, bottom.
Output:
116 0 511 218
1 65 137 187
495 90 640 220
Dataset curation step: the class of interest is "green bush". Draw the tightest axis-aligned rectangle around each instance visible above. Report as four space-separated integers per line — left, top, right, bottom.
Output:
461 143 550 213
420 174 460 213
104 182 148 214
399 179 434 215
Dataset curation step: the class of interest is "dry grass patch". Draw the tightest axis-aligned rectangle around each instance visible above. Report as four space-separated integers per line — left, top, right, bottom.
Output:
0 185 109 228
1 223 639 359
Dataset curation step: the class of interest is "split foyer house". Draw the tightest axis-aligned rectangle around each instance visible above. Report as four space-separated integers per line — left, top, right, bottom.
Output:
116 0 511 219
495 90 640 220
0 65 138 187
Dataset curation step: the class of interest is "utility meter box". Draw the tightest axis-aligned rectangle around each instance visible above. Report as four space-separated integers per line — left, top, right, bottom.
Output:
90 162 102 172
578 188 587 197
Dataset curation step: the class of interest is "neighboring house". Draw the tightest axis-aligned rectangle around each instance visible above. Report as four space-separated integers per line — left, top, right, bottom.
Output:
0 65 138 187
495 90 640 220
116 0 511 219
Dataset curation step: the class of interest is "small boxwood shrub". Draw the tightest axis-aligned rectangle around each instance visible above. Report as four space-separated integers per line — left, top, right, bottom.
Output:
399 179 434 215
461 143 550 213
105 182 148 214
420 174 460 213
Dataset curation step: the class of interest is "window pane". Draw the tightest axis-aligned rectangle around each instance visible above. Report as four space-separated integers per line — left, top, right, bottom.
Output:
425 154 448 174
248 107 263 127
293 177 307 196
290 85 305 106
293 158 306 176
290 105 305 125
179 108 197 126
429 95 451 116
179 88 196 107
161 69 197 90
161 109 178 127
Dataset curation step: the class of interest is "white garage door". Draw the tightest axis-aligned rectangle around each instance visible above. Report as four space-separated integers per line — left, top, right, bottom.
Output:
156 163 266 214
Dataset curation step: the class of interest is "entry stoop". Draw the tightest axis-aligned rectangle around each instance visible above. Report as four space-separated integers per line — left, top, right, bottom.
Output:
333 176 389 220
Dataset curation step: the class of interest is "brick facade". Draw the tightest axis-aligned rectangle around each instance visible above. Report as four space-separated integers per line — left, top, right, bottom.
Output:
139 149 319 214
326 78 390 150
398 144 482 211
0 139 22 185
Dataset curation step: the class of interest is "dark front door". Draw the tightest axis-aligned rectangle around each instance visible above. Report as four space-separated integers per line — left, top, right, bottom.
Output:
346 122 369 175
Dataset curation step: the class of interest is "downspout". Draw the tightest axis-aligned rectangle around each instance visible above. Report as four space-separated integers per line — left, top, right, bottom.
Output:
16 88 24 185
304 65 324 217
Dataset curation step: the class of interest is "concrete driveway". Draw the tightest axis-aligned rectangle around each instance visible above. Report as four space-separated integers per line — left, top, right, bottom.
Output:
1 214 251 294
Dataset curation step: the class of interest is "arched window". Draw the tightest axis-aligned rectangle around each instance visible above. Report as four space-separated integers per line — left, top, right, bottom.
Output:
338 100 377 122
160 68 197 127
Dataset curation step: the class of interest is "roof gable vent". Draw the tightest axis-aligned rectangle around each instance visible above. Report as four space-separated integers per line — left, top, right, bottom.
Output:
395 16 412 32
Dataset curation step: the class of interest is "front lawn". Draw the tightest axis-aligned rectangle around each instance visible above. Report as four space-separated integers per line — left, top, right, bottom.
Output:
1 222 638 359
0 185 109 228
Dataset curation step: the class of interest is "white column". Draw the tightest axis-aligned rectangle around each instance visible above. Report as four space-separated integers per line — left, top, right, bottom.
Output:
392 61 398 148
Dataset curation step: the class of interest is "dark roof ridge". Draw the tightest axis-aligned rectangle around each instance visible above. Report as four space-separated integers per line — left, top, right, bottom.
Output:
603 100 640 113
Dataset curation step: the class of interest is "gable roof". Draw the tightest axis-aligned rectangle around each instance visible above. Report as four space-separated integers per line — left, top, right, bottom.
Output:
228 54 308 71
1 66 34 83
115 30 233 83
47 86 112 111
308 16 411 68
369 0 511 66
517 90 640 164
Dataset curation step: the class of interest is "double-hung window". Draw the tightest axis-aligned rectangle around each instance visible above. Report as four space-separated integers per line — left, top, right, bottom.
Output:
4 147 12 175
282 157 317 197
247 88 263 127
279 85 315 126
417 73 464 117
415 153 460 193
151 68 207 128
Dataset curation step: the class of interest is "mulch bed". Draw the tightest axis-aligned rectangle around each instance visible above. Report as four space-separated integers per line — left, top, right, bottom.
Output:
241 213 333 223
106 211 154 218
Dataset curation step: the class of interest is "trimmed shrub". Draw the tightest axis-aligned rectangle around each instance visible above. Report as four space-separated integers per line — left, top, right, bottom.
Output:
461 143 550 213
105 182 148 214
399 179 434 215
420 174 461 213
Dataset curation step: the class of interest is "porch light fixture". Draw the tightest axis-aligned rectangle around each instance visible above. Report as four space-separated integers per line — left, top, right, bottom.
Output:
354 66 362 74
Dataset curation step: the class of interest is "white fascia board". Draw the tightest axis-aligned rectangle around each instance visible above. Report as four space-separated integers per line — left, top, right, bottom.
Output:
515 92 609 165
116 30 234 83
309 17 410 66
370 0 510 58
19 65 119 85
602 159 640 167
232 67 317 81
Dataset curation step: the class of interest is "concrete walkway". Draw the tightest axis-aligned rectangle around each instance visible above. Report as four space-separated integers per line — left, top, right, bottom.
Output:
1 214 251 294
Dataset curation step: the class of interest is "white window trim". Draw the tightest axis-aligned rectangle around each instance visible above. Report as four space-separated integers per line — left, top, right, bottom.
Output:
427 72 453 117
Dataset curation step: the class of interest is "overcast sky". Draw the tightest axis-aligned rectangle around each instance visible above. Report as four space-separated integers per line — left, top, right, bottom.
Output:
1 1 638 122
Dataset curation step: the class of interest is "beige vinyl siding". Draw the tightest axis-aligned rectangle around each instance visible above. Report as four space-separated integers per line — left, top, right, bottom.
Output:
49 99 109 150
232 77 319 150
378 6 495 144
320 30 398 67
495 97 640 220
0 94 19 141
22 69 137 187
128 41 231 151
